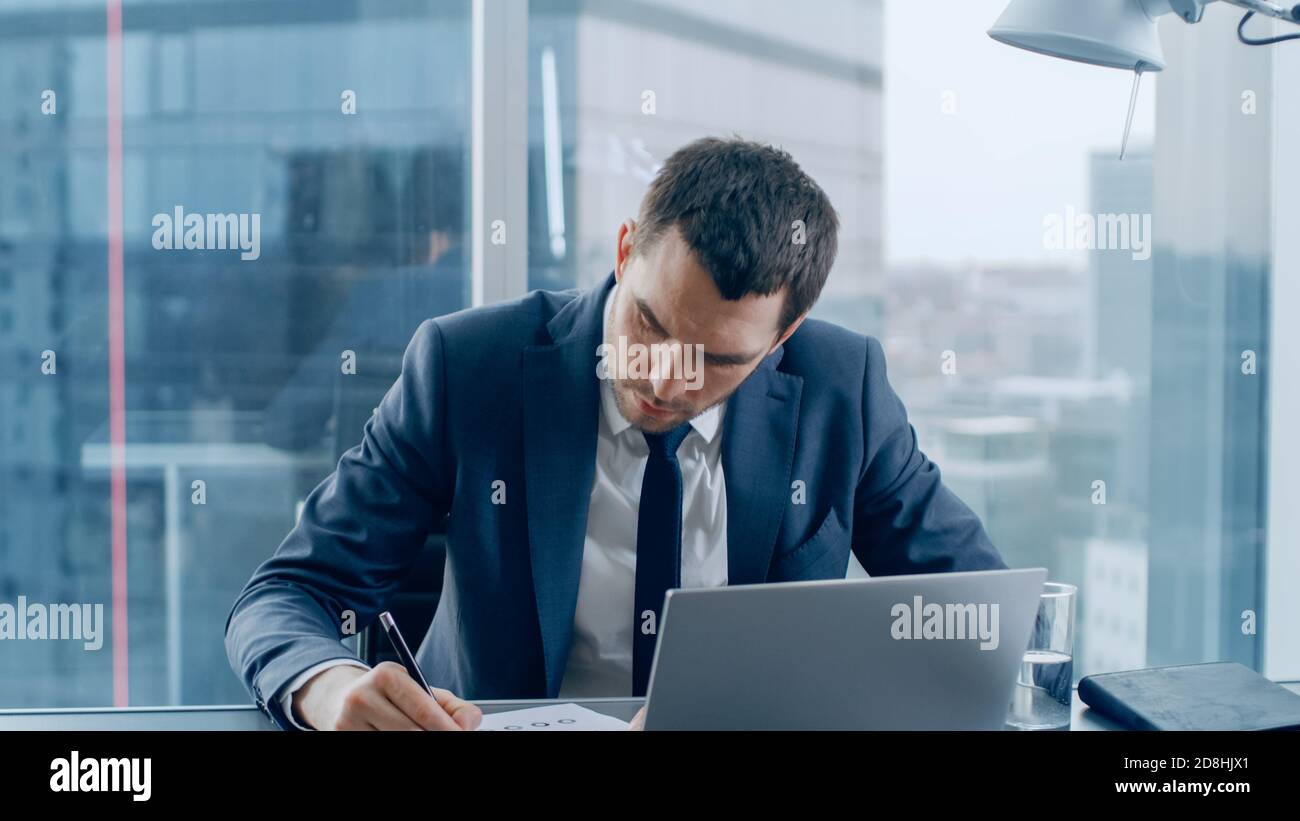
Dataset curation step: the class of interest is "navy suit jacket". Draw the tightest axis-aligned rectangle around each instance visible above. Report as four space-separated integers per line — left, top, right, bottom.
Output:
226 272 1006 728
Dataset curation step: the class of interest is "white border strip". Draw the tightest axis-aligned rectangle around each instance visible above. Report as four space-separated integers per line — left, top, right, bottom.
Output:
471 0 530 307
1266 18 1300 679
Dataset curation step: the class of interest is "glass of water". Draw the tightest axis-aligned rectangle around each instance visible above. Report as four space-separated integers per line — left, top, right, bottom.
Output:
1006 581 1076 731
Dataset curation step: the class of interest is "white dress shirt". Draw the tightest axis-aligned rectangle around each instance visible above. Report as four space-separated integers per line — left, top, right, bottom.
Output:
558 283 729 697
279 282 729 725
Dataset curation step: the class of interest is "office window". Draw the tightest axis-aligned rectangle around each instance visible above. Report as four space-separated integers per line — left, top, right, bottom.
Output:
880 2 1273 679
526 0 883 311
0 0 471 707
1 0 1293 711
526 0 1291 682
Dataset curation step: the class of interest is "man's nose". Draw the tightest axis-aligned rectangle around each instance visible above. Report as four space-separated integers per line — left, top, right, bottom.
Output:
649 344 688 405
650 374 686 406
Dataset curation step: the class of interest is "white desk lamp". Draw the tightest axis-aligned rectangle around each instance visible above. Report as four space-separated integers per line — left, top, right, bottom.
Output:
988 0 1300 156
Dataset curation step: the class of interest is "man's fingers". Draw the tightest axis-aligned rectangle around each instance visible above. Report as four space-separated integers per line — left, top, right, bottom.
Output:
339 678 423 730
360 691 426 731
432 687 483 730
374 664 461 730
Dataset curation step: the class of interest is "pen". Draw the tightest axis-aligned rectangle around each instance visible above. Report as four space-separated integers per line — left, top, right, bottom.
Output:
378 611 434 695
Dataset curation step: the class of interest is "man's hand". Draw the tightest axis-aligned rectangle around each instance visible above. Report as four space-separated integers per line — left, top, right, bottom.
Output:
292 662 482 731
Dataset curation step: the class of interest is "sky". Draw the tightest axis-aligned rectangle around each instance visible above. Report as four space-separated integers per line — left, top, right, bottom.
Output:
883 0 1157 266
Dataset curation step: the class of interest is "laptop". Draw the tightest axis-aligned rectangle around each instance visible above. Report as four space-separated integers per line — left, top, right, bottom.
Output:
642 567 1049 730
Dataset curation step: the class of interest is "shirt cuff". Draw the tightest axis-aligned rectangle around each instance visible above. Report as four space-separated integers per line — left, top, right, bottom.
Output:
278 658 371 730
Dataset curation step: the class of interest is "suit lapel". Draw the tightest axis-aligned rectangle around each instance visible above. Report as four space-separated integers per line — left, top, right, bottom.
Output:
522 277 610 697
723 352 803 586
521 272 804 692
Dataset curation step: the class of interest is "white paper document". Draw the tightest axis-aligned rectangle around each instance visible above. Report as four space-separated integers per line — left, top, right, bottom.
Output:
476 703 631 731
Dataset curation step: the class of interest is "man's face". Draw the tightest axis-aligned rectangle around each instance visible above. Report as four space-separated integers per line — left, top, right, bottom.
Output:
607 222 792 433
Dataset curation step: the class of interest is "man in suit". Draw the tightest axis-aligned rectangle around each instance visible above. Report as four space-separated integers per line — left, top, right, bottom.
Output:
225 137 1006 731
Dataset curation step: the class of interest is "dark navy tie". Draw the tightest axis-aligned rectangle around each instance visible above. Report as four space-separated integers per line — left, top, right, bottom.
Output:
632 423 692 697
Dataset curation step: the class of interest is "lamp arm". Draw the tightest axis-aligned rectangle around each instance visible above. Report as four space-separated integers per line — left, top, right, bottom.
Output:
1154 0 1300 22
1146 0 1300 23
1222 0 1300 21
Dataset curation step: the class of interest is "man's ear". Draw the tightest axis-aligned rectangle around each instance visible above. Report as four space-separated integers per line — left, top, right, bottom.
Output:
614 219 637 282
771 311 809 352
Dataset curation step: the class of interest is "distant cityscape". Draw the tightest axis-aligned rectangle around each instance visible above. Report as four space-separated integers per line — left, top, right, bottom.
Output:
878 151 1152 677
0 0 1271 707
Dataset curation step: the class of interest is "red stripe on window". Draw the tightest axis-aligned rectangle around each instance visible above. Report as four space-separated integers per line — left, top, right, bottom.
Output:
106 0 128 707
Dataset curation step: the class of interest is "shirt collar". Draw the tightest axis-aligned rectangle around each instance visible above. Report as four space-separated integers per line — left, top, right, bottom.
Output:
599 282 725 445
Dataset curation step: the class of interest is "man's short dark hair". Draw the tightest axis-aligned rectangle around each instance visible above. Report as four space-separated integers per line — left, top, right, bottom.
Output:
634 136 839 332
